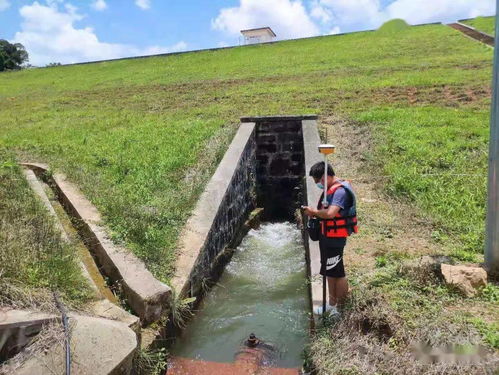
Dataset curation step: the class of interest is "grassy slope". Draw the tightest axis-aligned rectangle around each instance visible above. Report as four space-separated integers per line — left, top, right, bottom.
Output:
0 24 493 284
0 151 92 306
463 16 496 36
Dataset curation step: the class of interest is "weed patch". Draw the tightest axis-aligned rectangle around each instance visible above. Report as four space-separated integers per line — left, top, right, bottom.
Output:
0 150 92 306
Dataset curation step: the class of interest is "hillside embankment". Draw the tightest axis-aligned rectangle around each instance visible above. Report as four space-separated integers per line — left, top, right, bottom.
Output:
0 18 498 374
307 117 498 375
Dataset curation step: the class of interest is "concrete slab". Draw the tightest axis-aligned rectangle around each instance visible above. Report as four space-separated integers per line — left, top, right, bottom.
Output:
88 300 140 337
0 309 59 362
241 115 318 122
13 314 138 375
21 163 171 326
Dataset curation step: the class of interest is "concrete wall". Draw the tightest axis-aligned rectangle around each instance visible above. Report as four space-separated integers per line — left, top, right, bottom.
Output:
173 115 323 331
172 123 257 298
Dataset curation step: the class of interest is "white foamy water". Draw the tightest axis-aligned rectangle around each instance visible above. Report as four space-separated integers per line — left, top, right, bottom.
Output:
171 222 309 368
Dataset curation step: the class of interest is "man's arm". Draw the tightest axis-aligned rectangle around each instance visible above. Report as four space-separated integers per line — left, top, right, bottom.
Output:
303 187 346 219
303 205 340 219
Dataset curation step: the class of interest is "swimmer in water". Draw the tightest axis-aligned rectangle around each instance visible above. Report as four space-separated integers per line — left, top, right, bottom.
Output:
245 333 276 351
235 333 277 371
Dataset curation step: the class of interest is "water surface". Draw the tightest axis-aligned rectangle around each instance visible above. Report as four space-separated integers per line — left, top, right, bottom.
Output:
171 222 309 368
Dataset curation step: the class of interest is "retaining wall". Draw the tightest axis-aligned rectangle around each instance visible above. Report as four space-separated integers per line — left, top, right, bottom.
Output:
172 123 258 298
300 119 327 327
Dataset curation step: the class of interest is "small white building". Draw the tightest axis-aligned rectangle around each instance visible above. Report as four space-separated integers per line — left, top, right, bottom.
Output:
240 27 276 45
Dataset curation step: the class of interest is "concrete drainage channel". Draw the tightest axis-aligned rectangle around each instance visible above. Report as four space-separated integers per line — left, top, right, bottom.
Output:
165 115 326 374
1 163 171 374
1 115 326 374
448 22 495 47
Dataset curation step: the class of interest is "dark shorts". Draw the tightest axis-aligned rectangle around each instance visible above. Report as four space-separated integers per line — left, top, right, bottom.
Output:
319 238 346 278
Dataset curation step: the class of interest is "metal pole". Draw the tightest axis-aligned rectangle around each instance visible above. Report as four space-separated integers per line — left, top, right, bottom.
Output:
485 1 499 277
323 153 328 208
322 153 328 318
318 144 335 318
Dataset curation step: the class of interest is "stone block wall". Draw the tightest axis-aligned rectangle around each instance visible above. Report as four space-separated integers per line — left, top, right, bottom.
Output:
175 124 257 297
174 116 318 300
196 133 257 277
244 116 314 220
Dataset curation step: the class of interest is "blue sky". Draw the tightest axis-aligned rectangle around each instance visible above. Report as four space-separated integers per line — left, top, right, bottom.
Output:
0 0 495 66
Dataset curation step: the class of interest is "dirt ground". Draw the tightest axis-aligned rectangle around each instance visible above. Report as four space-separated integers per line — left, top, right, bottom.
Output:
320 116 440 272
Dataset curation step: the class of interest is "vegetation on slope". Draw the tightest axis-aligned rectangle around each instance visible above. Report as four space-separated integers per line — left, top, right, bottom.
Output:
463 16 496 36
0 23 493 282
0 151 92 306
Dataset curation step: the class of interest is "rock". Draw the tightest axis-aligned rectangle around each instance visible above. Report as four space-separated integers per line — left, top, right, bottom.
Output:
13 314 138 375
441 264 487 297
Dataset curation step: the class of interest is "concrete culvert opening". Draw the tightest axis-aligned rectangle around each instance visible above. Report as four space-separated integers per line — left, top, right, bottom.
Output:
250 116 307 222
167 116 320 374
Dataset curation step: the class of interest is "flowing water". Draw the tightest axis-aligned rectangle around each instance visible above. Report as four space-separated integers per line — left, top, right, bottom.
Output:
170 222 309 368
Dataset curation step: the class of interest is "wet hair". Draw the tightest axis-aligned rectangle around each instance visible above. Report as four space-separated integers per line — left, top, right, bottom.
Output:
309 162 335 180
247 333 259 348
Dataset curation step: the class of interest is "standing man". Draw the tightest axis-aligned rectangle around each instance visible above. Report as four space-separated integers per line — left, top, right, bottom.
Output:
303 162 358 315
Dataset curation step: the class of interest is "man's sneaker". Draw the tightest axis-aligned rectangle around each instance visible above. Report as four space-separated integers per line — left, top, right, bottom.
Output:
313 303 338 316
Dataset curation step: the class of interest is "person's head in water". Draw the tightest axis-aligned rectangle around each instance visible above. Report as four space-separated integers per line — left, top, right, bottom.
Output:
309 162 335 190
246 333 260 348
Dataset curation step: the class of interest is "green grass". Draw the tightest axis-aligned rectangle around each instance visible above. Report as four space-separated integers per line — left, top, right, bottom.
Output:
377 19 409 35
0 151 92 305
462 16 496 36
357 107 489 253
0 22 493 283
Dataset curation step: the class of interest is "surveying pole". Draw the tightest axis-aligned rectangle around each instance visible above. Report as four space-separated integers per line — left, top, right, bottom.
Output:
318 144 335 317
486 4 499 277
318 144 336 207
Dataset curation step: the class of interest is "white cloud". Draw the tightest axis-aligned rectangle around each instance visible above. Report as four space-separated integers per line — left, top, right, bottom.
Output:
328 26 341 35
212 0 320 40
315 0 384 29
135 0 150 10
313 0 495 32
386 0 495 25
92 0 107 11
310 1 332 23
13 2 187 66
0 0 10 11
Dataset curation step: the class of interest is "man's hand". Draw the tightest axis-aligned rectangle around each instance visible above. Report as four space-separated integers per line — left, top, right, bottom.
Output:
302 206 317 218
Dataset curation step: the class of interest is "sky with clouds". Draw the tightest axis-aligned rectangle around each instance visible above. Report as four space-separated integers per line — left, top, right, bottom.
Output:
0 0 495 66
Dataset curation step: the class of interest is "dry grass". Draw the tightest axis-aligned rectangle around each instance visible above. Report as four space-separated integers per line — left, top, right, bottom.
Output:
310 283 497 375
0 319 67 375
0 151 92 306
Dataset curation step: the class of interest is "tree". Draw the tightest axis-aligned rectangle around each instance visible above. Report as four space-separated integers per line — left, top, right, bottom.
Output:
0 40 29 71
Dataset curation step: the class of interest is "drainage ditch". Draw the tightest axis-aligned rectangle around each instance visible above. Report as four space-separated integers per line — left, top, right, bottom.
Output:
165 115 324 374
16 115 325 374
41 177 118 303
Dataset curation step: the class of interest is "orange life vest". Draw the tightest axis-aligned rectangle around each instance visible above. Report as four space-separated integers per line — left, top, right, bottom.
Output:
317 180 358 238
